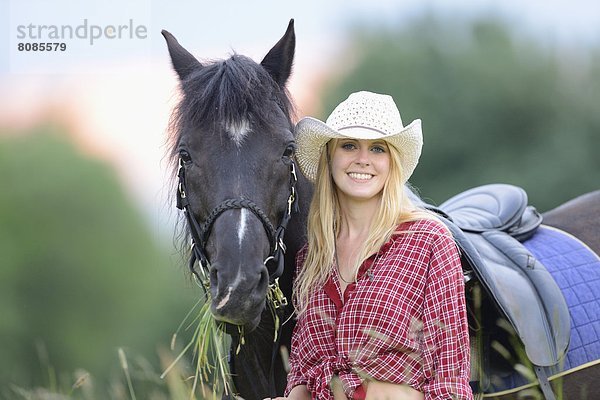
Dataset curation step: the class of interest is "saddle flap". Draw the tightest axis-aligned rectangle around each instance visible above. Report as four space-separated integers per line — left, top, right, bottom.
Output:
468 231 570 366
440 184 528 233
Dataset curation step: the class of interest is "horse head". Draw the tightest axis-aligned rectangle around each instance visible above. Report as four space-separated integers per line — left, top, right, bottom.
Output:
163 20 296 332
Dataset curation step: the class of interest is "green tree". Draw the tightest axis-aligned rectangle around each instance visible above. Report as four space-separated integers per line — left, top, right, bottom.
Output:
319 14 600 210
0 125 196 397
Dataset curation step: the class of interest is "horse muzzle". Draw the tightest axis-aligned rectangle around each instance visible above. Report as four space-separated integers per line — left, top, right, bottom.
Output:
208 261 268 331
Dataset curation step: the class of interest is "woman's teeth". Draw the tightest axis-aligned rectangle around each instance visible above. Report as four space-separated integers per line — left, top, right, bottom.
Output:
348 173 373 180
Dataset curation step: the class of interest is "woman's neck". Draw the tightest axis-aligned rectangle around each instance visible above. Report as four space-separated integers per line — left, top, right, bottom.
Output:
335 199 380 292
336 196 381 241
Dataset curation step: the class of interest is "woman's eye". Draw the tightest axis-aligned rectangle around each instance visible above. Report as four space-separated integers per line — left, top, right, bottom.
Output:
341 142 356 150
371 146 386 154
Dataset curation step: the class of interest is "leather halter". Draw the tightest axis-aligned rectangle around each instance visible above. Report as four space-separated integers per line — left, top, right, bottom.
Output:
175 157 298 290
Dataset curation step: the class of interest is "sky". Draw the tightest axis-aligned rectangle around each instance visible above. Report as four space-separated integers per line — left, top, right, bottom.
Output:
1 0 600 241
4 0 600 72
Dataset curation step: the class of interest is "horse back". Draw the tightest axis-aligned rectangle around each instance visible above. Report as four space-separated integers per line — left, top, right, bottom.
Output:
542 190 600 255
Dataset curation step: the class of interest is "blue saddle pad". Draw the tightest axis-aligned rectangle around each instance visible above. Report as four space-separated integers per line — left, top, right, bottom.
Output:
491 225 600 391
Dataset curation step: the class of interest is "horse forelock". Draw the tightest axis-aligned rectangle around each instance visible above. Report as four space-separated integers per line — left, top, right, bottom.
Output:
167 54 293 164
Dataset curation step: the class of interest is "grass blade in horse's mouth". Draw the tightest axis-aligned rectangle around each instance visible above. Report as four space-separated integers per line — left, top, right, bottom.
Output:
161 297 236 398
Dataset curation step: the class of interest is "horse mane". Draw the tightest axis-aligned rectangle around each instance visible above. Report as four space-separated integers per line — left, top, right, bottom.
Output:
166 54 295 167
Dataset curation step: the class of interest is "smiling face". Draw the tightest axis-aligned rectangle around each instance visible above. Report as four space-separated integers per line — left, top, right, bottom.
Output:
329 138 391 206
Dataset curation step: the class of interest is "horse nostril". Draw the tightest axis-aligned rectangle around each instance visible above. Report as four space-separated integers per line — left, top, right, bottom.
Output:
258 267 269 290
209 265 218 288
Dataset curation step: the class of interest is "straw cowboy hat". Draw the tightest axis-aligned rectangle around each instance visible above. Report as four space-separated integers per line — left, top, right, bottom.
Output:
295 91 423 183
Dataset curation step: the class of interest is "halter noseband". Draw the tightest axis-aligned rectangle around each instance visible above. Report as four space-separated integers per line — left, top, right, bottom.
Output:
175 157 298 295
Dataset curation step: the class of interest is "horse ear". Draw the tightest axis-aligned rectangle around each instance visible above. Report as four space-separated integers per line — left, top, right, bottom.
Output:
161 30 203 81
261 19 295 86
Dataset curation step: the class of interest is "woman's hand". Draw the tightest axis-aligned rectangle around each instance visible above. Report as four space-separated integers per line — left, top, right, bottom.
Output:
330 376 349 399
264 384 311 400
364 380 424 400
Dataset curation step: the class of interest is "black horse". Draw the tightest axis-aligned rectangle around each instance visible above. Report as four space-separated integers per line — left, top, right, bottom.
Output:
162 20 600 400
162 20 311 399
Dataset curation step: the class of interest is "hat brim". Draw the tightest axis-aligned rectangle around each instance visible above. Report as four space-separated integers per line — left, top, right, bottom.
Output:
295 116 423 183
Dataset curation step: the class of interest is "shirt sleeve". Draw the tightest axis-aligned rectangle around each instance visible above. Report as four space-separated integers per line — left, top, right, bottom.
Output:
285 317 309 394
421 233 473 400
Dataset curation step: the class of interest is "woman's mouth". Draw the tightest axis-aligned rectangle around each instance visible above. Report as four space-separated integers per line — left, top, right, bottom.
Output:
348 172 373 181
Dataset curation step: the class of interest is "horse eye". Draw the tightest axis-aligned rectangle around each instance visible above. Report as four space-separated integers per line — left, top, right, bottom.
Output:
282 145 295 159
180 150 192 163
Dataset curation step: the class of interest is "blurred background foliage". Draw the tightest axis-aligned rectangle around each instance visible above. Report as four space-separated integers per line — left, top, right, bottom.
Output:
0 12 598 400
320 14 600 209
0 125 197 398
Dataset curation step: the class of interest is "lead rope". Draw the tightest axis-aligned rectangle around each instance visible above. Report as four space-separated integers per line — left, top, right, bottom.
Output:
269 306 286 397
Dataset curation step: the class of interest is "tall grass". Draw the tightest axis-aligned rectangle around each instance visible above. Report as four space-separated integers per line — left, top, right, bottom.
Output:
6 342 227 400
161 298 234 399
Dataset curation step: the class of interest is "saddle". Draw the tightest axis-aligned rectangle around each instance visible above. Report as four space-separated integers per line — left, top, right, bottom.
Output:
425 184 570 398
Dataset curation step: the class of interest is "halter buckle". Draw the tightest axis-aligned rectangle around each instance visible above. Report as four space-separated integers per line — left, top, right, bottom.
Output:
287 191 295 215
268 278 288 309
277 237 286 253
290 161 298 183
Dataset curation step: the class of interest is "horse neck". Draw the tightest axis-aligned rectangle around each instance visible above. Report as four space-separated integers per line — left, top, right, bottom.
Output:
230 309 287 399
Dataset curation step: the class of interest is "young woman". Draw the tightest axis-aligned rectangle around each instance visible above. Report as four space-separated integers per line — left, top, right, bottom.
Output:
274 91 472 400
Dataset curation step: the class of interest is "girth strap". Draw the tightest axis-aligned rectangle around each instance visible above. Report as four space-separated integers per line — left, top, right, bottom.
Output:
534 366 557 400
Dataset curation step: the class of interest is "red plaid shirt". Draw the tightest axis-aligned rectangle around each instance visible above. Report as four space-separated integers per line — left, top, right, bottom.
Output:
285 219 472 400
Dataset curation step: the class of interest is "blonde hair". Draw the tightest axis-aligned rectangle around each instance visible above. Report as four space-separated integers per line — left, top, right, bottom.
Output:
293 140 441 316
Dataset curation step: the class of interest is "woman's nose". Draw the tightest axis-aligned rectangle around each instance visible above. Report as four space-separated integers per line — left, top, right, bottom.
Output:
355 147 371 165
